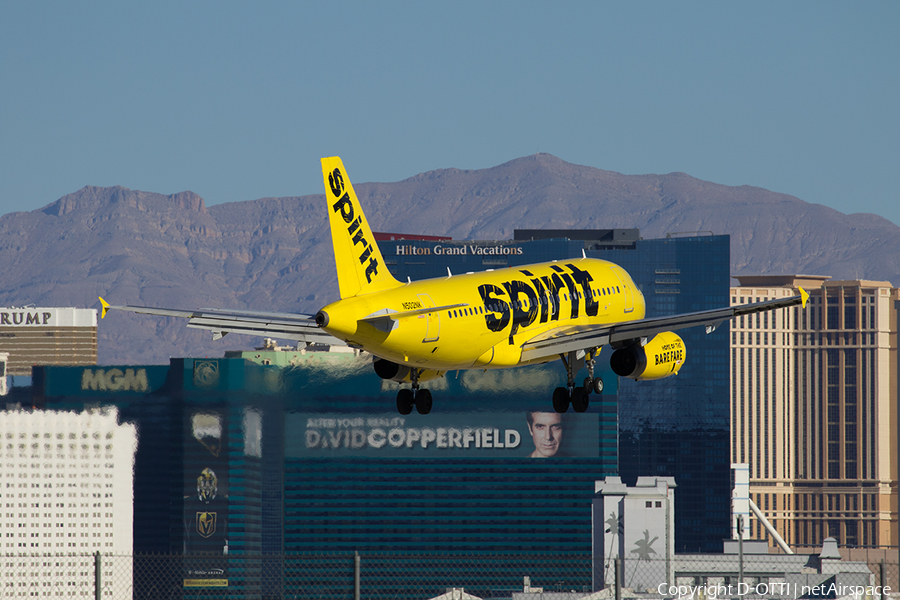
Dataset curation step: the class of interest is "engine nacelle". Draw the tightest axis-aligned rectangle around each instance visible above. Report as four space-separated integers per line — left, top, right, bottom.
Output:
610 331 686 381
372 358 443 383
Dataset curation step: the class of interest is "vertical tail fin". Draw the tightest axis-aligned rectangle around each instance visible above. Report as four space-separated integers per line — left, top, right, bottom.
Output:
321 157 402 298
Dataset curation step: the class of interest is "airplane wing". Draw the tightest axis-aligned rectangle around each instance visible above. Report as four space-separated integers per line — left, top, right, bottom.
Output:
519 289 808 362
99 298 344 345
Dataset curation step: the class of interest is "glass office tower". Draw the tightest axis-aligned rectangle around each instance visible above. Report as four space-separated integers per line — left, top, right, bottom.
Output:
382 230 732 552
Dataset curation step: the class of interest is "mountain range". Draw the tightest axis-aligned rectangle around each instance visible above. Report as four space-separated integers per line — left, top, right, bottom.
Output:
2 153 897 365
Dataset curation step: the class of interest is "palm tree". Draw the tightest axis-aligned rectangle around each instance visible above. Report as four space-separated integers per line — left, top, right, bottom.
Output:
604 512 623 585
628 529 658 587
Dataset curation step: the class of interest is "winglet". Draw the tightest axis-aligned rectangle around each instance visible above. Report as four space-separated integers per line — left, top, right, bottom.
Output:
99 297 111 319
799 287 809 309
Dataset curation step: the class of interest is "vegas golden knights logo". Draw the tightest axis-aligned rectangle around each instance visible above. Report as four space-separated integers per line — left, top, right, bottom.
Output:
197 511 217 538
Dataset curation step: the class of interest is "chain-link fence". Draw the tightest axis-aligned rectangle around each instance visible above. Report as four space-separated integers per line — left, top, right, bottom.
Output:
1 552 591 599
1 552 897 600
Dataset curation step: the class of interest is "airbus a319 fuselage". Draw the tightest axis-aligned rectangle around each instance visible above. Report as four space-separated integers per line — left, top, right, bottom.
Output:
317 257 646 370
101 156 806 415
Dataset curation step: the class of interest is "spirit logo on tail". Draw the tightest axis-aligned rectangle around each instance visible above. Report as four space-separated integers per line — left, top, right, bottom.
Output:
328 168 380 283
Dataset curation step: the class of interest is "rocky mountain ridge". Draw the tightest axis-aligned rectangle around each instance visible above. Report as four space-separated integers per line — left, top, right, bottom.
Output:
1 153 897 365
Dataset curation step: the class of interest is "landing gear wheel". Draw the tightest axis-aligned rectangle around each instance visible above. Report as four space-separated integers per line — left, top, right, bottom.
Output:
552 387 570 413
415 389 433 415
584 376 604 395
571 387 589 413
396 389 414 415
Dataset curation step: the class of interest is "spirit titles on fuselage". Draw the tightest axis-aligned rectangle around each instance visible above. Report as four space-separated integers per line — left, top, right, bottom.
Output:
479 263 610 343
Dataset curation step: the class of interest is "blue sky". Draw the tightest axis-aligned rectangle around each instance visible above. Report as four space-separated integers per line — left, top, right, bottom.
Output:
2 2 898 225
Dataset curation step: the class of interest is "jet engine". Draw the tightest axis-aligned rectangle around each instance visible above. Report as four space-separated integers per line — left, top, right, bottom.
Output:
610 331 686 381
373 358 443 383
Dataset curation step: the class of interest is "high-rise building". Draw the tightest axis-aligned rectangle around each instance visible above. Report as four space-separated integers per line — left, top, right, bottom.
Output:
0 407 137 597
32 356 618 598
382 229 733 552
0 307 97 376
730 275 899 549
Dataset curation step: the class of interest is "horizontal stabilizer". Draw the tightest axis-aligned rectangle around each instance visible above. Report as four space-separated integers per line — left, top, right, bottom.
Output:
98 298 344 345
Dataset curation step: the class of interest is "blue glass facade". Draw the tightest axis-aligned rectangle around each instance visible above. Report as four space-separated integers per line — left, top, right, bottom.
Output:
382 231 732 552
594 235 732 553
31 354 618 597
280 362 618 554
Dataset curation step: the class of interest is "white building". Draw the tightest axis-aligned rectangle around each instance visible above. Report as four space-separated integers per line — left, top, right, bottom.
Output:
0 407 137 598
589 476 876 599
592 476 677 592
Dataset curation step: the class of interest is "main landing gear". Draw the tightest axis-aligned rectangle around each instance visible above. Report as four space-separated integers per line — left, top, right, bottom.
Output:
552 351 603 413
396 368 432 415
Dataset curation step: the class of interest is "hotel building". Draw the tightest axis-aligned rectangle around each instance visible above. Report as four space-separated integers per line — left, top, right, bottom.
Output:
730 275 899 548
0 407 137 598
0 307 97 376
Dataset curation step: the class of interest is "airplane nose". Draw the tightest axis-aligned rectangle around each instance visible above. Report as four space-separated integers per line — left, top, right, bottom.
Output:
315 310 329 327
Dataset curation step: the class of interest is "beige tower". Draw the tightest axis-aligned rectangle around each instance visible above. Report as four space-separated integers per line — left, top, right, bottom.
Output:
730 275 898 549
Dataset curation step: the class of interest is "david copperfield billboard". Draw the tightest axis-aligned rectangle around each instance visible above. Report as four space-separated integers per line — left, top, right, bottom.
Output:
286 412 599 459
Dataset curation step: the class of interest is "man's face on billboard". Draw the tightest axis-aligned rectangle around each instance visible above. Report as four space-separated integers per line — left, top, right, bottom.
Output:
528 412 563 458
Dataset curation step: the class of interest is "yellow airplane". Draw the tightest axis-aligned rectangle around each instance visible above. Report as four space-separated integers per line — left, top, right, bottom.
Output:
100 156 808 415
